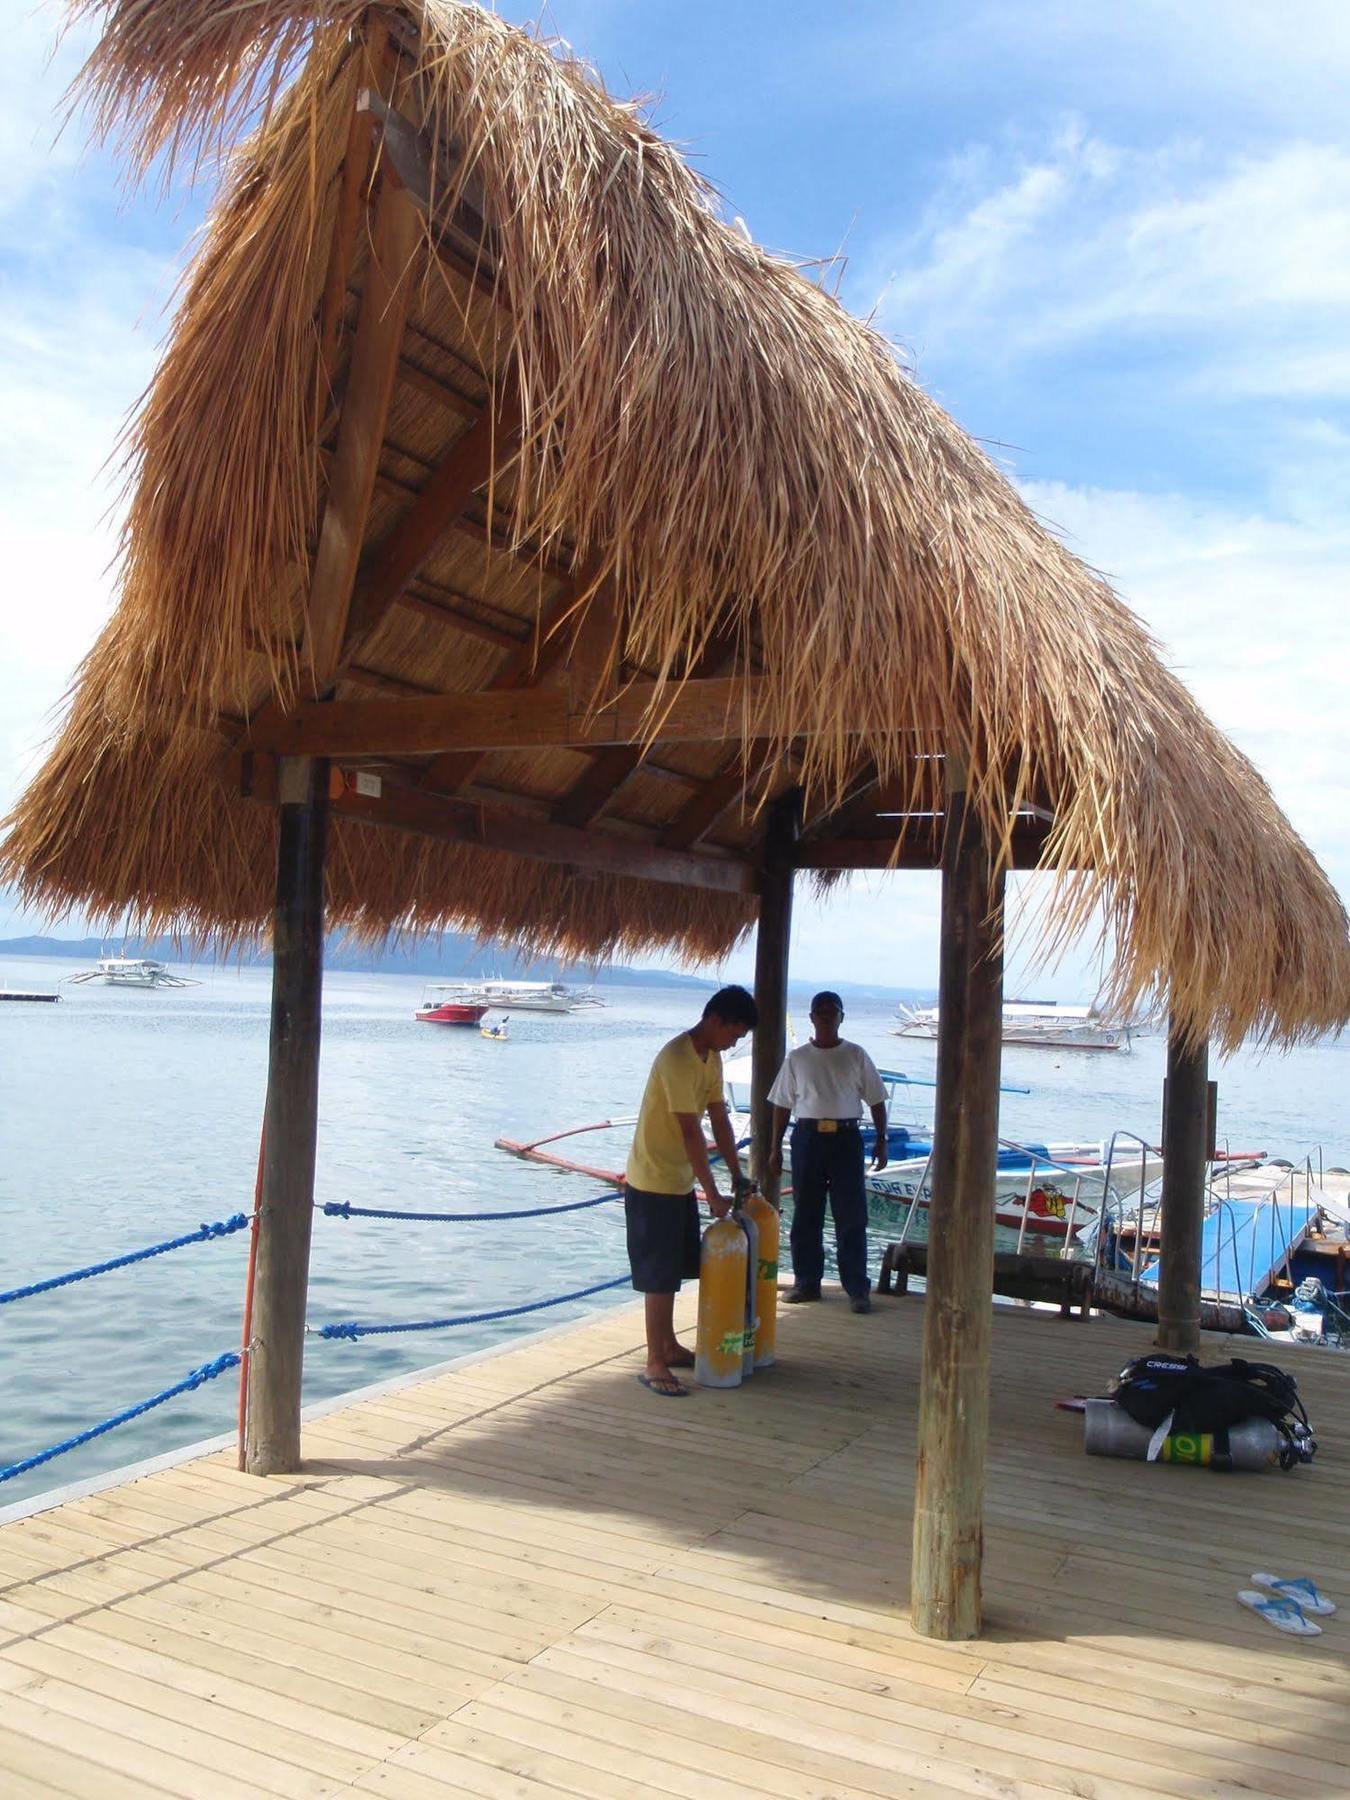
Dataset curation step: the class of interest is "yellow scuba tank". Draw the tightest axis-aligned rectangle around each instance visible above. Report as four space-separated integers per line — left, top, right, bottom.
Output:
742 1189 779 1369
695 1213 748 1388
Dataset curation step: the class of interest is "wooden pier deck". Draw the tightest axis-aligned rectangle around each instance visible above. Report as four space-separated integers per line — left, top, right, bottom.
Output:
1 1294 1346 1797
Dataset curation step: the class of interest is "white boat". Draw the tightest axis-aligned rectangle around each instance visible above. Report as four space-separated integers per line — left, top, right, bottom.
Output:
65 954 200 990
894 999 1130 1052
475 979 604 1014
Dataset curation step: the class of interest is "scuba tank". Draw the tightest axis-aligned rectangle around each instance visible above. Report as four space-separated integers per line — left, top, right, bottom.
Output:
737 1203 759 1381
695 1213 748 1388
741 1189 780 1369
1083 1398 1291 1471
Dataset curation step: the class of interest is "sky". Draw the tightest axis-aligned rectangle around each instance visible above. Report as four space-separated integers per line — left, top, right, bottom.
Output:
2 0 1347 997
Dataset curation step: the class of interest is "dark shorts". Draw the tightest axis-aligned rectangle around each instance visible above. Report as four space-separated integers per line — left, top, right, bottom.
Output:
625 1186 701 1293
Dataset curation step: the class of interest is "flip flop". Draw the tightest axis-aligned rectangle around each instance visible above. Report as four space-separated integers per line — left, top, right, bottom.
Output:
1236 1590 1322 1637
1252 1574 1337 1616
638 1372 689 1399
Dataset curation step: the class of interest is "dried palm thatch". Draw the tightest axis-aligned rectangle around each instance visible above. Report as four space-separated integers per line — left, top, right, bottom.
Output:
4 0 1348 1046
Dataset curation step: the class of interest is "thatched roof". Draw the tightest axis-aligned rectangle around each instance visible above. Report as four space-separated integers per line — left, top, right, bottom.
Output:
5 0 1348 1048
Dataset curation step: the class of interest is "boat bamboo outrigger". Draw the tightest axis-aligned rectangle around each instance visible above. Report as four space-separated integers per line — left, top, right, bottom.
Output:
3 0 1348 1649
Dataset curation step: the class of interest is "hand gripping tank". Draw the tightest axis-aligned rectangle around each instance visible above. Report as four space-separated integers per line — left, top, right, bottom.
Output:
742 1191 779 1369
695 1215 748 1388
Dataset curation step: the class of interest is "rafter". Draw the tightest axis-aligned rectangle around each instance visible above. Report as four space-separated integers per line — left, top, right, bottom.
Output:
661 741 783 850
552 623 740 830
306 173 421 689
249 677 768 759
343 387 521 656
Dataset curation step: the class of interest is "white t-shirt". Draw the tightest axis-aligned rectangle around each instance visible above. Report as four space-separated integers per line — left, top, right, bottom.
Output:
767 1041 887 1121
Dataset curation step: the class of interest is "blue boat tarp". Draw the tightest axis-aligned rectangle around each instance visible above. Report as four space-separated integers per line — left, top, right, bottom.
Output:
1139 1196 1318 1300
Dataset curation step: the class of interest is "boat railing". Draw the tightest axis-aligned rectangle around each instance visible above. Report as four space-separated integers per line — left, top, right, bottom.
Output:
995 1138 1093 1257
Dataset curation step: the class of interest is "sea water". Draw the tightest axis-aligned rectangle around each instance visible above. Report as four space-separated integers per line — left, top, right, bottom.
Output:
1 951 1346 1510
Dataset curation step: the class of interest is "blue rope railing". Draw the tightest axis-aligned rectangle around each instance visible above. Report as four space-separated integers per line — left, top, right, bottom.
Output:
322 1192 622 1223
0 1214 251 1308
314 1274 631 1341
0 1352 240 1486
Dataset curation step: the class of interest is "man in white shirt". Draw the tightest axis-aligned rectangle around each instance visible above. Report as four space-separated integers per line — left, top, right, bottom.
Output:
767 991 888 1314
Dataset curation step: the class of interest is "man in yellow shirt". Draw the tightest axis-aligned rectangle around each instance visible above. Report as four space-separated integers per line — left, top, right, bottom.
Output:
626 985 759 1396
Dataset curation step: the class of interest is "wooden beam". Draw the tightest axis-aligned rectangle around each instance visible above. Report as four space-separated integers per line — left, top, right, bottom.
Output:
251 677 765 759
751 790 800 1201
307 175 421 688
245 757 329 1476
1155 1019 1211 1355
344 390 521 652
911 769 1005 1640
241 755 753 893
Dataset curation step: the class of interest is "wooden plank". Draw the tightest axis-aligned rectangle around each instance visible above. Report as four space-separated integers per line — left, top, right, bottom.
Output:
250 676 765 757
307 176 421 689
911 772 1005 1640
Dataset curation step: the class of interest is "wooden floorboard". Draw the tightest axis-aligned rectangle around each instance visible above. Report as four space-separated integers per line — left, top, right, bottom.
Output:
2 1294 1346 1797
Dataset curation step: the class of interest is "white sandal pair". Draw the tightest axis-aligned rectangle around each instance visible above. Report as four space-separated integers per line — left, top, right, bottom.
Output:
1237 1573 1337 1636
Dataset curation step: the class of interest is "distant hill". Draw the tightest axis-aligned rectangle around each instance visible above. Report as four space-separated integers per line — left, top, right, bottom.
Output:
0 932 933 1003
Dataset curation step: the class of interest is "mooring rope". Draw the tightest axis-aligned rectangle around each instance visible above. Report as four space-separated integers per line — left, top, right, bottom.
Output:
321 1192 623 1223
0 1215 251 1308
313 1274 631 1341
0 1352 241 1485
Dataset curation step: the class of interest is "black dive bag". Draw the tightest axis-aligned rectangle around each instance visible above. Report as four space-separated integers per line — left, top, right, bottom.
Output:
1112 1354 1315 1469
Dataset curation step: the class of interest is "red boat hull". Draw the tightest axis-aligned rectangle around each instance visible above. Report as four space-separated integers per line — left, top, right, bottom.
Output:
416 1003 489 1025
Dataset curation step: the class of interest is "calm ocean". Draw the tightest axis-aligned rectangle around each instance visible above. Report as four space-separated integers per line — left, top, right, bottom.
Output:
2 951 1346 1510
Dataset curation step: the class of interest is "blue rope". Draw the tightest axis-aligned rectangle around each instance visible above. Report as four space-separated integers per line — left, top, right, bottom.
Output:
0 1215 251 1308
322 1193 622 1223
316 1274 631 1341
0 1352 240 1486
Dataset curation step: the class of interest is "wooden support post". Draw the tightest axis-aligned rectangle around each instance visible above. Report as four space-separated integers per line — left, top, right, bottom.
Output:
751 789 800 1202
245 757 330 1475
912 772 1005 1640
1155 1016 1211 1355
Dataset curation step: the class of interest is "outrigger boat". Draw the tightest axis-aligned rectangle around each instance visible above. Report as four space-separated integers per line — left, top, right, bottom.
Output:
895 998 1131 1052
64 953 199 990
495 1057 1161 1250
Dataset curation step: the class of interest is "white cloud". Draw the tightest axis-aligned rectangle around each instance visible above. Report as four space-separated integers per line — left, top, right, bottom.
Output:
872 134 1350 396
1021 480 1350 895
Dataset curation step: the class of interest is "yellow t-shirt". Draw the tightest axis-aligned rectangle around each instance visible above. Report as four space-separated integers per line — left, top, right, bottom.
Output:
626 1033 725 1195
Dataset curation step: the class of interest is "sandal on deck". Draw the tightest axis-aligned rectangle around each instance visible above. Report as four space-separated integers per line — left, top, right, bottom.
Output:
638 1372 689 1398
1252 1574 1337 1616
1236 1590 1322 1637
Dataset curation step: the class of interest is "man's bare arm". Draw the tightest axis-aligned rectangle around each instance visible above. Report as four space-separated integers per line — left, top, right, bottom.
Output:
676 1113 729 1215
707 1101 742 1187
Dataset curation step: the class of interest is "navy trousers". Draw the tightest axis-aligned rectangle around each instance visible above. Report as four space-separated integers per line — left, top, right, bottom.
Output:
788 1123 870 1298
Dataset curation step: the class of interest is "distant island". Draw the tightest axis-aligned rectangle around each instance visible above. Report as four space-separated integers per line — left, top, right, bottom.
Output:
0 933 934 1004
